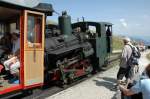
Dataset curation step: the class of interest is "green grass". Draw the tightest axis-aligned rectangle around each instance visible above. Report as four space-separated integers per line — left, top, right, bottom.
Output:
46 20 58 25
147 53 150 61
112 36 124 50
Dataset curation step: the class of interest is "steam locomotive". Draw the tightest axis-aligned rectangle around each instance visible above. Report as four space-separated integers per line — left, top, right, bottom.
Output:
44 11 113 84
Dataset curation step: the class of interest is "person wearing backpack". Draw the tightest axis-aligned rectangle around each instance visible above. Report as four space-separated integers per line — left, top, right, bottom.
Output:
116 37 139 86
126 41 141 86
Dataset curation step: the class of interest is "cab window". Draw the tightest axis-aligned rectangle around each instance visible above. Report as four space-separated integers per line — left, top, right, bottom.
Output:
27 14 42 48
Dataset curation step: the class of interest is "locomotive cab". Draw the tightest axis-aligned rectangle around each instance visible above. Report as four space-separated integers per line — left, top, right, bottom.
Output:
72 22 113 70
0 0 53 96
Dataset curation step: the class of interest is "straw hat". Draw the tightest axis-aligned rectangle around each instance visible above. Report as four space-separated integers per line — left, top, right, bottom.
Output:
123 37 131 42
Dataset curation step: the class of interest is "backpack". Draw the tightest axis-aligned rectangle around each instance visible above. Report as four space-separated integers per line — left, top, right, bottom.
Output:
128 44 141 66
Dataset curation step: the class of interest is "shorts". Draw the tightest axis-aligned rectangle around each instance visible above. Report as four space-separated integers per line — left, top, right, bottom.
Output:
128 65 139 79
117 66 131 80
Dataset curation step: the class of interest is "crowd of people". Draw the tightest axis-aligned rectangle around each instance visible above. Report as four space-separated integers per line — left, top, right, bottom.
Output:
116 37 150 99
0 29 20 84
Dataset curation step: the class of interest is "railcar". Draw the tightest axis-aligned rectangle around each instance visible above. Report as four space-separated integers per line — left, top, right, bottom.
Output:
0 0 53 97
0 0 113 98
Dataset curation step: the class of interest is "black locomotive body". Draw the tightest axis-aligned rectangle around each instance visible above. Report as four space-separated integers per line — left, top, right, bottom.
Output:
44 12 113 84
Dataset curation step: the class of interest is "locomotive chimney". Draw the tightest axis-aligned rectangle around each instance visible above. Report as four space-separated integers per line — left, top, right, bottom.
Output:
59 11 72 35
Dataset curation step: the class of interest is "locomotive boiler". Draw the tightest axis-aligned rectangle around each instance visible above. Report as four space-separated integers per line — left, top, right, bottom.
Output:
44 12 94 84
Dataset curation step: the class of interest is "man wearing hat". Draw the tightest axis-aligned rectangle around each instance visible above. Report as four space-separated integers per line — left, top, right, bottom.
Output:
117 37 133 85
3 29 20 83
11 29 20 54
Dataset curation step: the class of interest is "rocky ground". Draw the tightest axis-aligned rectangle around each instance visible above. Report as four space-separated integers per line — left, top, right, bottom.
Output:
46 50 150 99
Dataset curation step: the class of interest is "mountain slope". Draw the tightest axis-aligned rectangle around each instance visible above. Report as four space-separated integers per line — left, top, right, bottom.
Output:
112 36 124 50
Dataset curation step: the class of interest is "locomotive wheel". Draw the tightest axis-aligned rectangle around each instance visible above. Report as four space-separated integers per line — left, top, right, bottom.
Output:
84 59 93 74
67 73 75 84
63 78 68 84
86 65 93 73
67 78 74 84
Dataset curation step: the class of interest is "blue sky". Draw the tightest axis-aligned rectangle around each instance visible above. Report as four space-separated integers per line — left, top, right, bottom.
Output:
43 0 150 40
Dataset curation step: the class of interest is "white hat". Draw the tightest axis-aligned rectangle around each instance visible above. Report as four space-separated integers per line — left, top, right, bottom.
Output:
123 37 131 42
12 29 20 34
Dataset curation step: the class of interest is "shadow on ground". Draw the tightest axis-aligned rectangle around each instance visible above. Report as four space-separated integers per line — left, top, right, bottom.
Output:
93 77 119 99
93 77 117 91
97 77 116 83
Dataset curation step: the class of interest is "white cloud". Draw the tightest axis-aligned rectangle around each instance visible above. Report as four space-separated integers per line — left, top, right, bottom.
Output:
120 18 128 28
135 23 141 26
143 14 149 19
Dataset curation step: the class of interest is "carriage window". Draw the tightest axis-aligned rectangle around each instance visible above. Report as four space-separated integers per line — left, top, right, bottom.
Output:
0 23 6 37
106 26 112 36
105 25 112 53
88 26 96 33
87 26 96 38
10 23 17 34
27 14 42 48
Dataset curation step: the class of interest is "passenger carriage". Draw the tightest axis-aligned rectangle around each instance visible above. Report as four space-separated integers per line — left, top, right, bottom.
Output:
0 0 53 96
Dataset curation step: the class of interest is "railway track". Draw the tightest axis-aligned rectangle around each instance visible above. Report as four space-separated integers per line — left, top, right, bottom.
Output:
6 53 120 99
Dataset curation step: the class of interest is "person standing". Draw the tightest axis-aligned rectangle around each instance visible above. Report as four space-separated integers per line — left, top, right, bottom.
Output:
117 37 133 85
